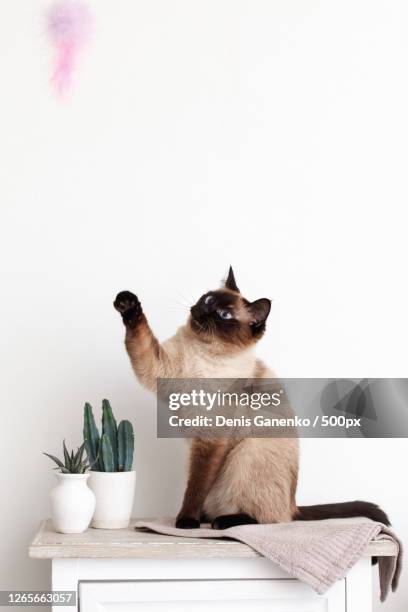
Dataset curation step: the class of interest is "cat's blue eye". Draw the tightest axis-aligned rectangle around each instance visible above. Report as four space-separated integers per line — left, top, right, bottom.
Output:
218 309 232 320
204 295 213 304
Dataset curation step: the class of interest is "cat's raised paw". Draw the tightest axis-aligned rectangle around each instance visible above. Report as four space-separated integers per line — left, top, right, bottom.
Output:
114 290 140 313
114 291 142 327
175 517 201 529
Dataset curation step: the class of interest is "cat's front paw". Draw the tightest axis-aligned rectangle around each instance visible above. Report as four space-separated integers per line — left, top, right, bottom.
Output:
114 291 142 328
175 517 201 529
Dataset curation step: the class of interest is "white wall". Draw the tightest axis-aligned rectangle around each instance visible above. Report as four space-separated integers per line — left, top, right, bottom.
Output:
1 1 407 610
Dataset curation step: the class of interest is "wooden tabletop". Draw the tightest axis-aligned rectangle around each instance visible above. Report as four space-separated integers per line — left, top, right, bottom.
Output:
28 518 398 560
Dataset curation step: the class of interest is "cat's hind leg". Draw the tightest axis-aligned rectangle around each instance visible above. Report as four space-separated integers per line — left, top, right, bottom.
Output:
203 438 297 525
211 513 258 530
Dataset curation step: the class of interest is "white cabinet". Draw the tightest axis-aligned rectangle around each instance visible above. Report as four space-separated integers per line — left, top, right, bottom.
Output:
28 519 392 612
79 578 345 612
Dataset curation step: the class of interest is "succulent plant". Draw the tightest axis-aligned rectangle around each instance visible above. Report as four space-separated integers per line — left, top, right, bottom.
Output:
83 400 134 472
44 441 90 474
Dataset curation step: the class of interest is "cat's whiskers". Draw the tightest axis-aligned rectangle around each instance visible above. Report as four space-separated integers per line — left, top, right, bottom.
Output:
176 291 193 308
173 301 191 313
169 307 190 315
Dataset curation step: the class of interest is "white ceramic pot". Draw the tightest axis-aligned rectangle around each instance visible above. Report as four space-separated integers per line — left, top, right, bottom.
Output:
88 470 136 529
50 473 96 534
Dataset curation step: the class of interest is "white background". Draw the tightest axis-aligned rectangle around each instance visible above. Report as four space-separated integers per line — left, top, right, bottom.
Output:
1 1 407 610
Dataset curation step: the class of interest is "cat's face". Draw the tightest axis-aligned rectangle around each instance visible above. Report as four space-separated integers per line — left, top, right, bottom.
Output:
189 267 271 347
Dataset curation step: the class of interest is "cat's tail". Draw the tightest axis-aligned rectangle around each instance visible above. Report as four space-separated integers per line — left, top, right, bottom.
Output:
296 500 390 525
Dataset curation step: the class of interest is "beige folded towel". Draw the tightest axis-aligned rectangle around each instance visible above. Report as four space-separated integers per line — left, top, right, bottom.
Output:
135 518 402 602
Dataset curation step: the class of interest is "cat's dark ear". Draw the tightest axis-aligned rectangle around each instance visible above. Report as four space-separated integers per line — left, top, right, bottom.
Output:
247 299 271 326
224 266 240 293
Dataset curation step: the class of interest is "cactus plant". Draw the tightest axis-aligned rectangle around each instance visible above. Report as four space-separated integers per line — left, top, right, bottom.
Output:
100 433 115 471
102 399 118 470
44 441 91 474
83 402 102 471
83 401 134 472
118 420 134 472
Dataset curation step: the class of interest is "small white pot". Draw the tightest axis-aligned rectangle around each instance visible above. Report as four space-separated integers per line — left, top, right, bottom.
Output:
88 470 136 529
50 473 96 534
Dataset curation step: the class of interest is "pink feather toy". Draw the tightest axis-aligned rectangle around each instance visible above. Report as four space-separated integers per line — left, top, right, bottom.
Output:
47 0 92 96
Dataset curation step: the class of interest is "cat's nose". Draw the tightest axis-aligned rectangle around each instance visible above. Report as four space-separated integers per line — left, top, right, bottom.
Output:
191 304 200 319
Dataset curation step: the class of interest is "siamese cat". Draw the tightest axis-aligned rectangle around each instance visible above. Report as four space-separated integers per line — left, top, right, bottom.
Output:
114 268 389 530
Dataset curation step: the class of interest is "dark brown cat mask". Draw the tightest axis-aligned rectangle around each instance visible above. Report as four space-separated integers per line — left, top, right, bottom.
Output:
189 267 271 346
